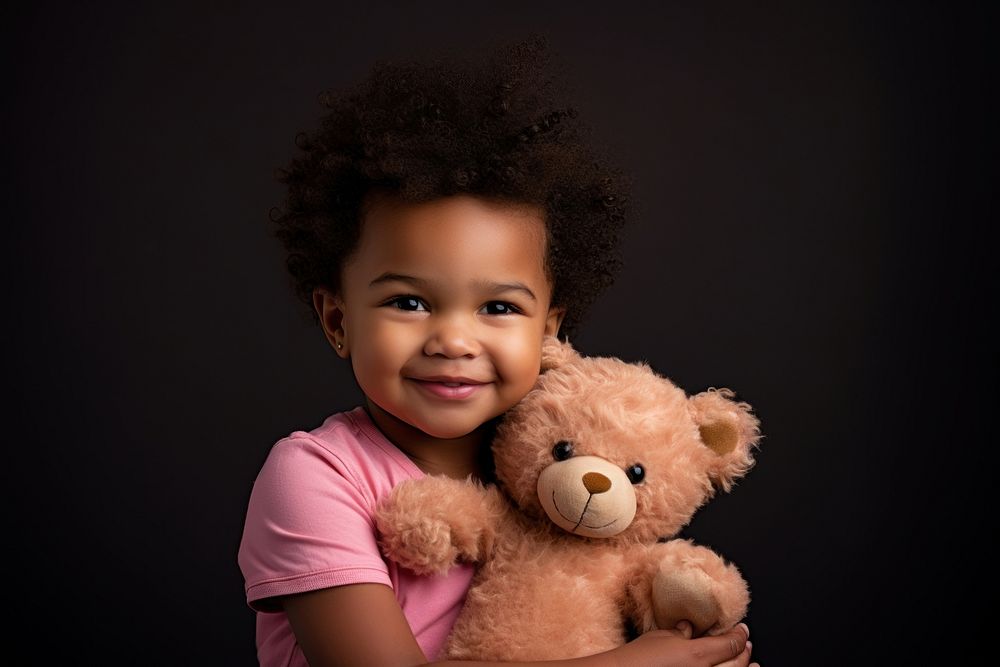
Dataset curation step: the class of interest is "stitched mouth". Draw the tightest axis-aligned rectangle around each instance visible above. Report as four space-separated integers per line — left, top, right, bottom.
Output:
551 490 619 532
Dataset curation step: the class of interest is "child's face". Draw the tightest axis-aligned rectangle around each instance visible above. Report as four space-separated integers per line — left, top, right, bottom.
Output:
320 194 563 440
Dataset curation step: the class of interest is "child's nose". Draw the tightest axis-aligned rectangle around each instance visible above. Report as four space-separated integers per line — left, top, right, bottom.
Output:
423 316 481 358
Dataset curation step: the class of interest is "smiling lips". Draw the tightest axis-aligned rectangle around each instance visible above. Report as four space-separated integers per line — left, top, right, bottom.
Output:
410 376 490 400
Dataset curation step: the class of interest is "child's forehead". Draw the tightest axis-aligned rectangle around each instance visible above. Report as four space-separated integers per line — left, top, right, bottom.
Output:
343 194 552 290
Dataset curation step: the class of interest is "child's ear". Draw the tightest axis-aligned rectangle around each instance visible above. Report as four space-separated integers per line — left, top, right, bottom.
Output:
312 287 350 359
544 306 565 338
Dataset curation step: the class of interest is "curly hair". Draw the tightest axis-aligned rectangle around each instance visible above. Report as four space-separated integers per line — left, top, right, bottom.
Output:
272 37 630 338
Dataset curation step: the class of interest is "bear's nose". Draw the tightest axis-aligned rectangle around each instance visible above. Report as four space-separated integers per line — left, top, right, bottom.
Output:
582 472 611 494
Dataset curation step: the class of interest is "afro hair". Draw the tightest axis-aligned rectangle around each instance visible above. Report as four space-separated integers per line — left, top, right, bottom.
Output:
271 37 631 338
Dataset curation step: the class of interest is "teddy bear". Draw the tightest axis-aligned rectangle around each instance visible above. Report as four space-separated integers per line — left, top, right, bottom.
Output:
375 337 761 661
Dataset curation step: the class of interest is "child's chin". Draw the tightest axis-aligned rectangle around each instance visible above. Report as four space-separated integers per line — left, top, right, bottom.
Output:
420 424 479 440
413 416 488 441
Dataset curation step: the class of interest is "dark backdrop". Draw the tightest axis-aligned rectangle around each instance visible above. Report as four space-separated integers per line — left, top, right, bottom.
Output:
6 2 993 665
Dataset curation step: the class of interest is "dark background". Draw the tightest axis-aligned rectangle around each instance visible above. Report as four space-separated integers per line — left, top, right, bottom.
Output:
5 1 993 665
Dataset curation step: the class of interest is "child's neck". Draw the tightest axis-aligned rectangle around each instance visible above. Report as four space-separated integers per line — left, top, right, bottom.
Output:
364 399 495 482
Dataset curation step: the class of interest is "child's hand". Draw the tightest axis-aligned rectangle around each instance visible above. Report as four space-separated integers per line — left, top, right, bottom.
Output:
599 622 756 667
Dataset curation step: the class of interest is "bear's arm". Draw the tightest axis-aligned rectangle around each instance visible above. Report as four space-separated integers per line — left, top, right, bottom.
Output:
623 538 749 637
375 476 507 575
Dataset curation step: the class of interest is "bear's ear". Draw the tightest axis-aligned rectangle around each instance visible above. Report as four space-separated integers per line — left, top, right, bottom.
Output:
540 336 579 371
687 388 761 492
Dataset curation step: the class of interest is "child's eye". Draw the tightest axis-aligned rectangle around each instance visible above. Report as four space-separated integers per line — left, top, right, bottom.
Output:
385 296 428 311
480 301 520 315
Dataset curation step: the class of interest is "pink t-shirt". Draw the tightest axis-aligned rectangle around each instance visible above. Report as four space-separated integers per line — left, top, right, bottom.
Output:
238 407 475 666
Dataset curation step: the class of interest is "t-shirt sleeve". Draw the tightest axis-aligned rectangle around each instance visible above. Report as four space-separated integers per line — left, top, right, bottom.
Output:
238 435 392 612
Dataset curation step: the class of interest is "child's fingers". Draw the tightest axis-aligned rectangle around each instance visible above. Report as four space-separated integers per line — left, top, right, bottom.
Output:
695 623 749 664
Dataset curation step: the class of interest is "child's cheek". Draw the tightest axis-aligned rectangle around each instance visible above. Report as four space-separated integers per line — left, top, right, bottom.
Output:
500 336 544 398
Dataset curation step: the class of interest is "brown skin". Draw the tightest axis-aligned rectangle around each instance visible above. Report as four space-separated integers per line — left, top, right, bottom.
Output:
285 195 761 667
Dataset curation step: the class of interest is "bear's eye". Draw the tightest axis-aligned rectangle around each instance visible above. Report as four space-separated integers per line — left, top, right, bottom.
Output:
552 441 574 461
625 464 646 484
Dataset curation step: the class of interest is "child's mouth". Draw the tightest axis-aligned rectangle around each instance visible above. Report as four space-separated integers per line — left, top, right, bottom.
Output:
410 377 487 400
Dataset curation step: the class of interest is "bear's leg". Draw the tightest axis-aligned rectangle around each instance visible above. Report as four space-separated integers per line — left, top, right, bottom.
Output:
626 539 748 637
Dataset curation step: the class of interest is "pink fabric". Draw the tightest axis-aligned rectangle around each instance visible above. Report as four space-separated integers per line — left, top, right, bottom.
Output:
238 407 474 666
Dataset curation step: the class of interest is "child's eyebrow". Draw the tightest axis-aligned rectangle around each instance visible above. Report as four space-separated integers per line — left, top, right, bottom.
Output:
369 272 536 301
369 272 425 289
472 279 537 302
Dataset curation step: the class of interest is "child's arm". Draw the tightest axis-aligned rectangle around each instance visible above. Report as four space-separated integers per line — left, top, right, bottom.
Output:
282 585 756 667
282 583 427 666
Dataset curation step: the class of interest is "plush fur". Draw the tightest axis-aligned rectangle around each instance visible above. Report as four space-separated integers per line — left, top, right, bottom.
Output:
375 338 761 661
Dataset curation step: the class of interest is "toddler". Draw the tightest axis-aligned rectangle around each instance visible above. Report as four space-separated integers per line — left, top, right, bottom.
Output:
238 38 757 667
